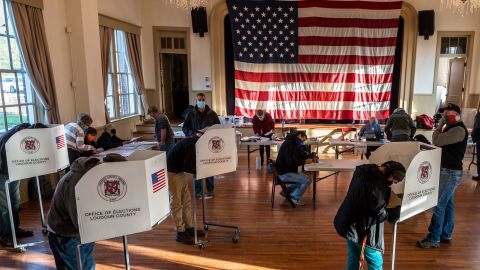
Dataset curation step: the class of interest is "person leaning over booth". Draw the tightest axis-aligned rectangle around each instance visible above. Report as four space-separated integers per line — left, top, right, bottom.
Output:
147 106 174 153
166 129 207 245
417 103 468 249
183 93 220 199
65 113 103 164
385 108 416 142
275 130 315 206
252 109 275 166
97 124 126 151
334 161 406 270
47 154 127 269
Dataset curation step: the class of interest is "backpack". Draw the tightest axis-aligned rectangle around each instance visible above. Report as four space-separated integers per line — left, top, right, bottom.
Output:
416 114 434 130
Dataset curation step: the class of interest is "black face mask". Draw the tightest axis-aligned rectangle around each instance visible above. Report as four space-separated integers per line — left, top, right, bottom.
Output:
111 129 116 135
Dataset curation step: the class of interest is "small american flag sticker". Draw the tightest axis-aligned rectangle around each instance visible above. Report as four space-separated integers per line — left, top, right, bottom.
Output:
151 169 166 193
56 135 65 149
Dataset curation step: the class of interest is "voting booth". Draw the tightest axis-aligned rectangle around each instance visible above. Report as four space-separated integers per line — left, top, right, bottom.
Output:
75 150 169 269
369 142 441 270
194 124 239 249
4 124 69 251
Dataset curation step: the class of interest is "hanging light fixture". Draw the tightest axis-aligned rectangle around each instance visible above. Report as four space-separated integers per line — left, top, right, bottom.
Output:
441 0 480 15
166 0 208 11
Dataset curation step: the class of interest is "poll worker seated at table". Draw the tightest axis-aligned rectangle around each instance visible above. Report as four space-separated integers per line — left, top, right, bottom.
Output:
65 113 103 165
275 131 315 206
385 108 416 142
359 117 384 159
166 129 207 245
84 127 98 148
252 109 275 166
0 123 47 247
97 124 126 151
47 154 127 269
334 161 406 270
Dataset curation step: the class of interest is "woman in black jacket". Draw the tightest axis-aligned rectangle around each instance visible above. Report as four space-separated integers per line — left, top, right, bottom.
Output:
97 124 126 150
334 161 406 270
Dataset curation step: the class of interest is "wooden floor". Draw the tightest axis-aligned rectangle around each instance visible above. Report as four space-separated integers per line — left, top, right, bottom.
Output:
2 153 480 270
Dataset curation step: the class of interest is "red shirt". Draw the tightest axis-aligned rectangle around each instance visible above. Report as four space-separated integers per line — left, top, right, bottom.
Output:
252 113 275 136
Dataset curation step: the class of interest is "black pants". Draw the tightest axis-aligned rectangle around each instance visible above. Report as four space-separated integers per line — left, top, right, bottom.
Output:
259 145 271 165
66 148 90 172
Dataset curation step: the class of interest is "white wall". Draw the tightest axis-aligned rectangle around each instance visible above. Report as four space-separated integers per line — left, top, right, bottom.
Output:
97 0 142 25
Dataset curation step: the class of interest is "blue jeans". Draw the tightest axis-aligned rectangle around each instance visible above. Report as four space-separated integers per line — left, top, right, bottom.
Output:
160 138 174 153
194 176 214 194
0 174 20 240
48 232 95 270
279 173 311 201
347 240 383 270
427 168 463 242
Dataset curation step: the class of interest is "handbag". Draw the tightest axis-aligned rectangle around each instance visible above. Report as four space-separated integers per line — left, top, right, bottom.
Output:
359 235 368 270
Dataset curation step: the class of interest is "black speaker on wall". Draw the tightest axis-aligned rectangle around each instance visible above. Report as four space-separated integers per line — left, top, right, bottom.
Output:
191 7 208 37
418 10 435 40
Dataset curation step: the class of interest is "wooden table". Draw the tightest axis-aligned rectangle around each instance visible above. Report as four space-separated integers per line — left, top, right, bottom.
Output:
304 159 367 207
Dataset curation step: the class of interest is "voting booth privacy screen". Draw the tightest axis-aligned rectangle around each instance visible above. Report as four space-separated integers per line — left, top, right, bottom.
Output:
76 150 170 244
196 125 238 179
6 124 69 181
369 142 441 222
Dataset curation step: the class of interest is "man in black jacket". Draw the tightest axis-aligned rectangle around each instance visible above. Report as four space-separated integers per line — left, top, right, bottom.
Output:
334 161 406 270
275 131 315 206
182 93 220 198
167 131 205 245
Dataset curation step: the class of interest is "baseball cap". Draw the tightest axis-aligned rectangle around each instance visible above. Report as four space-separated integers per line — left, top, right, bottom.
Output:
444 103 461 114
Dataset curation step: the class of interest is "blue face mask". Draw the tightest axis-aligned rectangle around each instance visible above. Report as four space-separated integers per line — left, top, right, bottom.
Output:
296 139 304 146
197 101 206 109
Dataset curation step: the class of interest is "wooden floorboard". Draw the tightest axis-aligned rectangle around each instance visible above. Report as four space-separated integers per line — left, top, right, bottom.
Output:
1 153 480 269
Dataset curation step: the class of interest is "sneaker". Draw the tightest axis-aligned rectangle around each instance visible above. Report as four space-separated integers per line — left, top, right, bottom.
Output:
176 231 194 245
206 191 214 198
195 193 203 200
0 236 13 247
416 239 440 249
185 227 206 237
440 238 452 244
472 176 480 181
292 198 306 206
16 228 34 238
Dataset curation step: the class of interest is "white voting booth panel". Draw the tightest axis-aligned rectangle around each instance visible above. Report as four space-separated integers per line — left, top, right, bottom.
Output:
76 150 169 244
369 142 441 222
196 125 238 179
6 124 69 181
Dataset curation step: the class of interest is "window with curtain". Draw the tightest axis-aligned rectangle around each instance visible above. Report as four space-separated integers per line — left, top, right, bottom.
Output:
106 30 140 120
0 0 38 132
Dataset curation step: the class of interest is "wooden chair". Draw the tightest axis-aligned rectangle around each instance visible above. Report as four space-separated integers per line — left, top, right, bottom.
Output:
268 159 297 208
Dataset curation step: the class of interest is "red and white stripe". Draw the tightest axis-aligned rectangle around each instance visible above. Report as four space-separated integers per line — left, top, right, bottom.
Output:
234 0 402 120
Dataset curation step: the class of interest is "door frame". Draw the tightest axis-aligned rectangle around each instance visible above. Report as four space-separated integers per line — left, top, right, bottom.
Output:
153 26 192 113
433 31 474 109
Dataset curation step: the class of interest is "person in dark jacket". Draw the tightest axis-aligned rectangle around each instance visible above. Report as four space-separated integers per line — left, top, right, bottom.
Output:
385 108 416 141
183 93 220 198
47 154 127 269
471 110 480 180
167 131 206 245
252 109 275 166
417 103 468 248
0 123 47 247
334 161 406 270
97 124 125 151
275 131 315 206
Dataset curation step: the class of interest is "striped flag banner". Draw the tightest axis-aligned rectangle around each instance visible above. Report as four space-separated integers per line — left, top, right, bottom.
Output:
151 169 166 193
56 135 65 149
227 0 402 120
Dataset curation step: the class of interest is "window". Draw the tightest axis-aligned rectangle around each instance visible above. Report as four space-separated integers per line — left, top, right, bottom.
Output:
0 0 38 132
106 30 139 120
440 36 468 55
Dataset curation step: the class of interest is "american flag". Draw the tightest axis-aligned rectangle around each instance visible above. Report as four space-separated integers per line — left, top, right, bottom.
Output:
151 169 166 193
227 0 402 120
55 135 65 149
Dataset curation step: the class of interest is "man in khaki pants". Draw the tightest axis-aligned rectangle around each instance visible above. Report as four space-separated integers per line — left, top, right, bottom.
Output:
166 132 206 245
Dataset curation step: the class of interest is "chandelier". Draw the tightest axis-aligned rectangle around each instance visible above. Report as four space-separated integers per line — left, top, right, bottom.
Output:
166 0 208 10
441 0 480 15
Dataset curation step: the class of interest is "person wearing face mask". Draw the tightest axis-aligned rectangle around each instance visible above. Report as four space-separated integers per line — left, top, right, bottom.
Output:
65 114 103 165
97 124 126 151
84 127 98 148
275 131 315 206
385 108 416 142
252 109 275 166
182 93 220 199
417 103 468 249
334 161 406 270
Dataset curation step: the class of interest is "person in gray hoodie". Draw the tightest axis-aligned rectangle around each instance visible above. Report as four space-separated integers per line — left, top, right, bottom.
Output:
385 108 416 142
47 154 126 270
